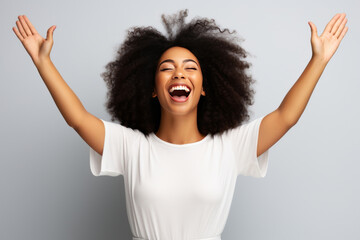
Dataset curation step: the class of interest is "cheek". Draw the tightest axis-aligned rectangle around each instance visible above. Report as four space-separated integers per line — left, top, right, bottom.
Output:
154 76 161 91
194 75 204 90
154 78 167 98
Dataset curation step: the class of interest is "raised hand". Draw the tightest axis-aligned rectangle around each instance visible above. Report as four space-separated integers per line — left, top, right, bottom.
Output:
12 15 56 66
308 13 348 63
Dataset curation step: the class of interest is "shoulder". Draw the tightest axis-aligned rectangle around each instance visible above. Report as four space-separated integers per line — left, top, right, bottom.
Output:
102 119 146 140
221 116 265 139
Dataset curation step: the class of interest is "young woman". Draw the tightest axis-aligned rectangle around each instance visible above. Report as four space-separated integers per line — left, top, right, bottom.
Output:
13 9 348 240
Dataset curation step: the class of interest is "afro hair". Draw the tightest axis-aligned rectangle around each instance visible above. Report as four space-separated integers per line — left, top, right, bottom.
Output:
101 9 256 136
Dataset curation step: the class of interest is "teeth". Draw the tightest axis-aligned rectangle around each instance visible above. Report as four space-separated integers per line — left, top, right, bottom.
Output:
169 85 190 93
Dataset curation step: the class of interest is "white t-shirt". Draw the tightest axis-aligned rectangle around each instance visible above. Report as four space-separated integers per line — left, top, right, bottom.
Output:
90 116 269 240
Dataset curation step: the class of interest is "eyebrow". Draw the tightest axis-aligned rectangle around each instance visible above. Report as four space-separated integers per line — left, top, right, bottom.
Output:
158 59 199 67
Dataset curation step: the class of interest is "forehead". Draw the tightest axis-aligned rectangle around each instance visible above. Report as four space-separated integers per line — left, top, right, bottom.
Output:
158 46 199 64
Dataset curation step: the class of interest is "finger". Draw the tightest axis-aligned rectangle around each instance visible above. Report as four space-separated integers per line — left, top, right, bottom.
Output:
335 17 347 38
324 13 341 33
12 26 24 41
46 25 56 41
16 20 27 39
23 15 38 35
18 15 32 36
338 26 348 42
308 21 318 38
331 13 346 35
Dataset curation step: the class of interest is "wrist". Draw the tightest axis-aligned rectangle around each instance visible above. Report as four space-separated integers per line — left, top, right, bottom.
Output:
34 56 52 68
310 55 328 67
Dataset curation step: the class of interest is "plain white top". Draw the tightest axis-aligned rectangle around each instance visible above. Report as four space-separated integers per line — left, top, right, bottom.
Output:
90 116 269 240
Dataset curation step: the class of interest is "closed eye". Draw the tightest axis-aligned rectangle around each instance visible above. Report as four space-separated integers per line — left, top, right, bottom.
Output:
160 68 197 71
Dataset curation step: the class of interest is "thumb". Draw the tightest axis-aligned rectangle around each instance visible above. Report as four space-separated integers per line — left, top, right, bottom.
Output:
308 21 318 38
46 25 56 41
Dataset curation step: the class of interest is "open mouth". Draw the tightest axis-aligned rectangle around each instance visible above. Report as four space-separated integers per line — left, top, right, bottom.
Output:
168 85 191 102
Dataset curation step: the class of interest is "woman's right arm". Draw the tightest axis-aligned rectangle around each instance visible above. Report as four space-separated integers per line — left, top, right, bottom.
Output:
13 15 105 155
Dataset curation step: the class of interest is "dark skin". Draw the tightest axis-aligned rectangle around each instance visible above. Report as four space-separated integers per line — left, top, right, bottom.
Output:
12 14 348 157
151 14 348 157
152 46 206 145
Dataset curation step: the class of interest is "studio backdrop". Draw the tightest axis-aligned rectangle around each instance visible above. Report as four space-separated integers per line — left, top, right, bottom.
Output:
1 0 359 239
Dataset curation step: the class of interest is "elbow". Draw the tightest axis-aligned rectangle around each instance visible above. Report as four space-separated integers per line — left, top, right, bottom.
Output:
284 116 298 128
277 108 299 128
69 118 83 131
66 116 82 130
67 111 88 130
67 120 78 129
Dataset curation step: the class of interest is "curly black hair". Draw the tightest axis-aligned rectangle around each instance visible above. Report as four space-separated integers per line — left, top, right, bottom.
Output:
101 9 256 137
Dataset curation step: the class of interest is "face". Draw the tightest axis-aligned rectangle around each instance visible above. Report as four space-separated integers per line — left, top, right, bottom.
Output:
153 46 205 116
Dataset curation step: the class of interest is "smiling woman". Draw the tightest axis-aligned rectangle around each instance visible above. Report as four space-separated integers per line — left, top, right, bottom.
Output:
158 57 198 102
153 46 207 143
101 10 255 138
12 8 348 240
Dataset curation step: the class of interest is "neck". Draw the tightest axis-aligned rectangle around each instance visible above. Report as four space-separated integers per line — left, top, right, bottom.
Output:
155 109 205 144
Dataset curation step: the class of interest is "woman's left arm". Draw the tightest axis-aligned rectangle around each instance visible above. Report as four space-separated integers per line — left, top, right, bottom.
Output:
257 13 348 157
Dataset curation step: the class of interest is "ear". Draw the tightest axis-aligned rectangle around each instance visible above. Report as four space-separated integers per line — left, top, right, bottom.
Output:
201 87 206 96
152 89 157 98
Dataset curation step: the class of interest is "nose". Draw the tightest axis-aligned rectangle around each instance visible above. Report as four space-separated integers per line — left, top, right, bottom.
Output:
172 68 185 79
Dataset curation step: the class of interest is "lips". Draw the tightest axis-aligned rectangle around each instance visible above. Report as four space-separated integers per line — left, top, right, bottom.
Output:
169 94 190 102
167 83 192 92
167 84 192 103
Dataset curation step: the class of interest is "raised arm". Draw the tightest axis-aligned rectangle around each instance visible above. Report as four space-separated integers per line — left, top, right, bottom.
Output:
13 15 105 155
257 13 348 157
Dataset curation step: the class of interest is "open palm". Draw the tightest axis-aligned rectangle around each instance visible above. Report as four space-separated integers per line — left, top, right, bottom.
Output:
309 13 348 63
12 15 56 65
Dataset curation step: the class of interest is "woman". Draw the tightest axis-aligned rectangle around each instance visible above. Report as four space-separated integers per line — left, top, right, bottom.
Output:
13 9 348 240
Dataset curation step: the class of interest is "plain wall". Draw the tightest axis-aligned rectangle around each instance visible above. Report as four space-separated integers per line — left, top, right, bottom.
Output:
1 0 359 239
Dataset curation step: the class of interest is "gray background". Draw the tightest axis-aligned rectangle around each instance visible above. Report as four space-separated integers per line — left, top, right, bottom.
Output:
1 0 359 239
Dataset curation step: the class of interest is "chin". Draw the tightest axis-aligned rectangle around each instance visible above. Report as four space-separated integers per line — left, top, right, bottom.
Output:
163 103 199 117
158 93 201 116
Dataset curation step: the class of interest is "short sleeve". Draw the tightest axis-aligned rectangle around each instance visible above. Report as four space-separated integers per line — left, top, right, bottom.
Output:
228 116 269 178
89 119 134 177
